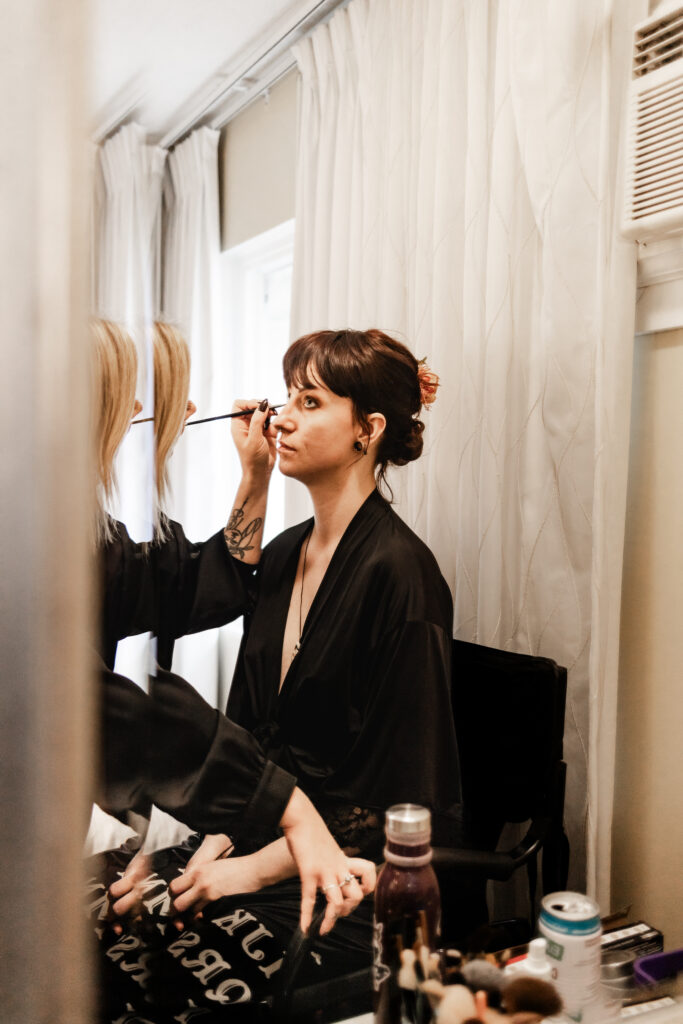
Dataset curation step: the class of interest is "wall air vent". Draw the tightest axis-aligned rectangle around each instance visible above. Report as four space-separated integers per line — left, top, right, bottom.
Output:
622 5 683 240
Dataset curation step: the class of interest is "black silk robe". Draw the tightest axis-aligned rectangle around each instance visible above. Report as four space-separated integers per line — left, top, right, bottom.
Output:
99 667 296 841
97 519 294 836
227 490 462 857
98 518 252 670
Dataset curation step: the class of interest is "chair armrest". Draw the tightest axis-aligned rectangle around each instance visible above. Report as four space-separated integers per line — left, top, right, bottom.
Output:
433 817 550 882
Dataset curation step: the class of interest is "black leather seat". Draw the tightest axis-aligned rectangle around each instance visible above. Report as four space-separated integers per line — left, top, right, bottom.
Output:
437 639 569 947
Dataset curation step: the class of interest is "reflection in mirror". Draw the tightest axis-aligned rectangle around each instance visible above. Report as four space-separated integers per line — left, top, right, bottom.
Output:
87 310 386 1017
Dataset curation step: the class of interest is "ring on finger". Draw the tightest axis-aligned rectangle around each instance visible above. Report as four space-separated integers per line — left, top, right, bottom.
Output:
321 882 340 893
339 873 356 887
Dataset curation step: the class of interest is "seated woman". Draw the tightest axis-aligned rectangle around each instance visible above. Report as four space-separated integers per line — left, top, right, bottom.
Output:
162 329 461 1014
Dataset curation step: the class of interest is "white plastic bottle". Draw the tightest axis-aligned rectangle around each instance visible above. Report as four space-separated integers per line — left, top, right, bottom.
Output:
503 937 554 983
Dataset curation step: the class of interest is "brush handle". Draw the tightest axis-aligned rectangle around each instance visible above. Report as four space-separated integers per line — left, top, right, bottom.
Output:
131 404 284 427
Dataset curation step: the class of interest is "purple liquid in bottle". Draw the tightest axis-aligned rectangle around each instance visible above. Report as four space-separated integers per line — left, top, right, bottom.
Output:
373 804 441 1024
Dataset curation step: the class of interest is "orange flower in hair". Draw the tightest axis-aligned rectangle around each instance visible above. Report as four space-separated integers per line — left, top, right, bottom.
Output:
417 360 439 407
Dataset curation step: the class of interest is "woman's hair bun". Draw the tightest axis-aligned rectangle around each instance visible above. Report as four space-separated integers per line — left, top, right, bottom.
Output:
386 415 425 467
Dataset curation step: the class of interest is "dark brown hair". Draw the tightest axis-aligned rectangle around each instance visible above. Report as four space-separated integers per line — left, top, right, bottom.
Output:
283 328 425 493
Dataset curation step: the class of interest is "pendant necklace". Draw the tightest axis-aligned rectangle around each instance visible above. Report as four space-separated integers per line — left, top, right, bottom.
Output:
292 531 312 660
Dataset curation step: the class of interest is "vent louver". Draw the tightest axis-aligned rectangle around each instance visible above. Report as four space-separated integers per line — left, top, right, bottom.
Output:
623 5 683 240
634 8 683 77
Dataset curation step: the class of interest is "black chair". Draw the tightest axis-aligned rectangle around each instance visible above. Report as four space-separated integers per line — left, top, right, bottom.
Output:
269 639 570 1020
435 639 569 949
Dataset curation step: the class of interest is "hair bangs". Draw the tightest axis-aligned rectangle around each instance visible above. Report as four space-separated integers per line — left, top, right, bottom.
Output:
283 330 357 399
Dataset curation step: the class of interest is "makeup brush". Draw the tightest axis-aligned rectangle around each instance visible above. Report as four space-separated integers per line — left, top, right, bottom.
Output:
131 403 285 427
187 404 285 426
461 958 505 1009
502 976 563 1021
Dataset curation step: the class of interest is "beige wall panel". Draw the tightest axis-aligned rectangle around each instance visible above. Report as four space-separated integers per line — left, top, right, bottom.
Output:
613 328 683 946
220 70 298 251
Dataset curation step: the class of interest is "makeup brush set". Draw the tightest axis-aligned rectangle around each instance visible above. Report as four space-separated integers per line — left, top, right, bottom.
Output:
395 945 562 1024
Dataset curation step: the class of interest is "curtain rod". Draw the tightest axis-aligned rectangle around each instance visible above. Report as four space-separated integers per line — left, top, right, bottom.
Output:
159 0 348 150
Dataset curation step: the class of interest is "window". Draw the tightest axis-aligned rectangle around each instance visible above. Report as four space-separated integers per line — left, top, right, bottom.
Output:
222 218 295 544
215 219 295 702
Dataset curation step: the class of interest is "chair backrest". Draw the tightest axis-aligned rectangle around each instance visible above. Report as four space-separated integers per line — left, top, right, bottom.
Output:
451 639 567 830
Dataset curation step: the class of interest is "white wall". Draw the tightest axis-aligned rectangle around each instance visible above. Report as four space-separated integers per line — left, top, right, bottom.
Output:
612 325 683 947
220 70 298 250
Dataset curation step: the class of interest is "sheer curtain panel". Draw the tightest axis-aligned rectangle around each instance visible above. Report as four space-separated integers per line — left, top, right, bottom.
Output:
92 122 165 542
292 0 641 903
162 127 228 706
92 123 166 685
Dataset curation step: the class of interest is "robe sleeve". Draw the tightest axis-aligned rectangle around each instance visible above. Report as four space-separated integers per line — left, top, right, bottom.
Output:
99 519 257 670
320 619 463 850
98 524 155 669
148 669 297 843
154 522 257 669
99 669 152 819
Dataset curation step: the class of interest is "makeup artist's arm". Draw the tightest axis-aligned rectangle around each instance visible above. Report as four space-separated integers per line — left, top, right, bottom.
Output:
225 399 277 564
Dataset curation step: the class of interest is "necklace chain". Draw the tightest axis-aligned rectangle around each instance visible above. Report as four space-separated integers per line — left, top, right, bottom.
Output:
293 531 312 660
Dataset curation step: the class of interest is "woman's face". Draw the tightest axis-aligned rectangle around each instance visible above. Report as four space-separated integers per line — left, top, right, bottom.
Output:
271 371 360 484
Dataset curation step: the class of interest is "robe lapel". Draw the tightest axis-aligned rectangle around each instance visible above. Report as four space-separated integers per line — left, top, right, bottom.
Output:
277 490 389 707
258 519 311 717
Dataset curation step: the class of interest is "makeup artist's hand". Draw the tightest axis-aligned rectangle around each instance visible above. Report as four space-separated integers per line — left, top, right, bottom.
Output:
230 398 278 481
109 851 152 934
165 835 233 931
280 788 376 936
170 854 264 920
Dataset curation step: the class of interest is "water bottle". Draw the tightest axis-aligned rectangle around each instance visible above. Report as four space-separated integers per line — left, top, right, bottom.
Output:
373 804 441 1024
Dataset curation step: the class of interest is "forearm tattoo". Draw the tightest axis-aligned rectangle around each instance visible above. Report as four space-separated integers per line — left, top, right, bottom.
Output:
224 501 263 560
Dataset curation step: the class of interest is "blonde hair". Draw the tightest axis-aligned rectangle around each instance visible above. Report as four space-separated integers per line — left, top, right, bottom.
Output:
91 318 138 542
153 321 191 512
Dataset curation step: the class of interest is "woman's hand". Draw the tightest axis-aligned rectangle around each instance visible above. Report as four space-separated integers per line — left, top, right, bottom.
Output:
169 854 263 919
280 788 376 936
108 851 152 934
230 399 278 482
225 399 277 564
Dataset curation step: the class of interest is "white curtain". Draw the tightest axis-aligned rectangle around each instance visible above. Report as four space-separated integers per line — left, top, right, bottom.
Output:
93 122 165 541
93 124 228 705
93 122 166 684
162 127 229 707
94 123 166 330
292 0 641 905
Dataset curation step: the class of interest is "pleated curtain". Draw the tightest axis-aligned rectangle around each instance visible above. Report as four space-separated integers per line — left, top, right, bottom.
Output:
291 0 643 906
162 127 230 707
92 123 166 685
93 122 165 542
92 124 227 705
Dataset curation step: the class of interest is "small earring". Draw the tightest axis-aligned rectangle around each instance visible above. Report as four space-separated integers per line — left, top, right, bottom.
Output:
353 441 363 452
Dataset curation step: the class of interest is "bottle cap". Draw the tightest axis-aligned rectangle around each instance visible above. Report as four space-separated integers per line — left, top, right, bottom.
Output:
385 804 431 845
528 938 548 968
